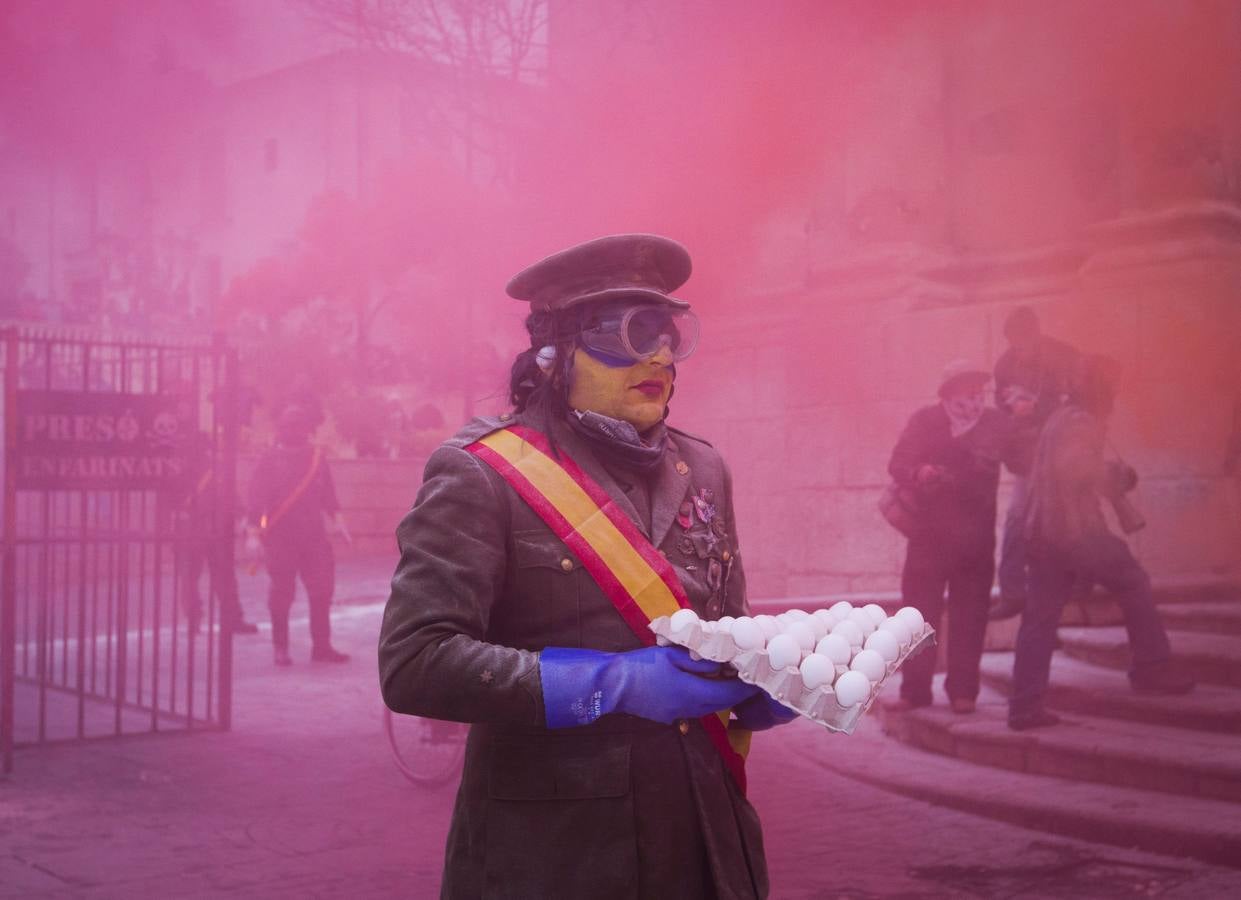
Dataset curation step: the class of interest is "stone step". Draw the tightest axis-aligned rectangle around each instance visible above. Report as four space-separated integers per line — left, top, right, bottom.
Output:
808 715 1241 871
879 681 1241 803
1059 627 1241 687
1153 601 1241 635
979 652 1241 733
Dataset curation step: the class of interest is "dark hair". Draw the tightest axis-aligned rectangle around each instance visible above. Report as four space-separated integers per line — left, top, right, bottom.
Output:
508 309 577 432
1004 305 1040 343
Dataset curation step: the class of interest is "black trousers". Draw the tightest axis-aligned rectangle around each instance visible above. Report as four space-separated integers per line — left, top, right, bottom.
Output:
899 536 995 704
179 534 245 627
1010 532 1171 716
265 533 335 651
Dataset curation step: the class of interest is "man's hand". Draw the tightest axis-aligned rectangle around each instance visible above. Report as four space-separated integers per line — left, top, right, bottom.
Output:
328 512 354 548
243 527 263 559
916 464 945 486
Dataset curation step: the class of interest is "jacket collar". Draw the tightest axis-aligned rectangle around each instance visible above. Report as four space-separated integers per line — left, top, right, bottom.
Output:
541 416 689 547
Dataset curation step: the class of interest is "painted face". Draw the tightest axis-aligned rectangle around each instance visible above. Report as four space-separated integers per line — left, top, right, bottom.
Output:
567 345 675 433
944 387 985 418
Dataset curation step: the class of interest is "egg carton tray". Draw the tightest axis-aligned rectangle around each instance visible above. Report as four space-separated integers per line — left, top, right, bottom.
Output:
649 616 937 734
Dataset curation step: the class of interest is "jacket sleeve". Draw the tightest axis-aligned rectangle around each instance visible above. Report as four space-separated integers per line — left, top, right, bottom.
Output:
319 459 341 515
378 443 544 725
1052 414 1106 494
721 459 750 618
994 349 1017 413
245 456 270 526
888 409 930 487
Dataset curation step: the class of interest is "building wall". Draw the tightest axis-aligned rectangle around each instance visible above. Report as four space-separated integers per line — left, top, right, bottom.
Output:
669 2 1241 600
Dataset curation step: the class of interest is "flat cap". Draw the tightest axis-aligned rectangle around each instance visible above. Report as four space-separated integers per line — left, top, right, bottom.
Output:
506 234 692 311
938 359 991 398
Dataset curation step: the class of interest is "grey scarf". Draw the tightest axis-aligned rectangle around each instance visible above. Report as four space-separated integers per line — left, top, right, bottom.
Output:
568 410 668 472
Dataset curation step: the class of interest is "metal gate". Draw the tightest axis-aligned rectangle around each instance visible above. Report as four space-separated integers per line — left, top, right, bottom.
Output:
1 325 238 773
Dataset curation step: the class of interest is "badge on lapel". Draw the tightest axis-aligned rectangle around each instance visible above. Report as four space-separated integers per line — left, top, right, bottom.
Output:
693 488 716 525
677 500 694 531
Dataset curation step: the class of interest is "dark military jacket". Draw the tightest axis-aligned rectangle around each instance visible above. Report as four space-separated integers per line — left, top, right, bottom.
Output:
888 404 1016 551
246 442 339 543
379 413 767 900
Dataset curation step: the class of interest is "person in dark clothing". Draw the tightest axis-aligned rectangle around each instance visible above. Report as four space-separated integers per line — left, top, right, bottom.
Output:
174 431 257 635
886 360 1017 715
380 234 786 899
991 306 1083 620
1008 355 1194 730
176 480 259 636
247 403 350 666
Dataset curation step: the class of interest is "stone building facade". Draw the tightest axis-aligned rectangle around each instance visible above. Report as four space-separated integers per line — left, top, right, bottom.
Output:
664 1 1241 598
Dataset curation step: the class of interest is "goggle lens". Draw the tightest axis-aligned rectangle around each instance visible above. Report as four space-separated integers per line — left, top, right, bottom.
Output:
579 306 699 364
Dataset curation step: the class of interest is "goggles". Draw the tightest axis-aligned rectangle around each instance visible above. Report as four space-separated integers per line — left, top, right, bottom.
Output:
577 305 700 366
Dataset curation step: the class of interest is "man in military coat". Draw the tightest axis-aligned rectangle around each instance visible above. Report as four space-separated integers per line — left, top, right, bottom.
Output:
379 234 795 899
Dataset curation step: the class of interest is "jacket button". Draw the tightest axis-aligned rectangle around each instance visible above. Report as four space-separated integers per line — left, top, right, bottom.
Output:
677 719 690 735
559 557 574 572
675 461 690 476
721 550 731 562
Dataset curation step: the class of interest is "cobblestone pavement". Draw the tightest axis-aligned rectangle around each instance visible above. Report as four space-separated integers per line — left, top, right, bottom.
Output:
3 569 1240 898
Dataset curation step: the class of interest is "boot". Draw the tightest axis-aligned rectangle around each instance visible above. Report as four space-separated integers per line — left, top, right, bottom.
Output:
1130 663 1195 695
274 647 293 667
310 646 350 664
988 594 1026 621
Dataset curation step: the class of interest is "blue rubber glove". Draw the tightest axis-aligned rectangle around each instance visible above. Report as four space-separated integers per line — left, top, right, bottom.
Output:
732 690 800 731
540 646 761 728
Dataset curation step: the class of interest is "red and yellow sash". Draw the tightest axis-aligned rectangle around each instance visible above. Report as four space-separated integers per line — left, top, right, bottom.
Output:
467 424 749 793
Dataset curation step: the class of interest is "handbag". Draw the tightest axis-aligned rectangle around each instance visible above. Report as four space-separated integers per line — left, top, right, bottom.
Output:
878 481 923 538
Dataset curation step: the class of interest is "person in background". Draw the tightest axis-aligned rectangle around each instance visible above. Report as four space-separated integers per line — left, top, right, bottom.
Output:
176 432 258 636
991 305 1082 620
886 361 1017 715
246 402 351 666
1008 355 1194 730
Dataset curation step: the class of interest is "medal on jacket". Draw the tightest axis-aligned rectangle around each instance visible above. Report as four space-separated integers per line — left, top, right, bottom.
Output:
693 487 716 524
677 499 694 530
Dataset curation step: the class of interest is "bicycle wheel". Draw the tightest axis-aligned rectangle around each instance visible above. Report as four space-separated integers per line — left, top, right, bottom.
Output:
385 707 467 787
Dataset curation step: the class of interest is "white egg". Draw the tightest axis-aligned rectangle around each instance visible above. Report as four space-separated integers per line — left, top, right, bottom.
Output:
755 615 782 640
850 648 887 682
814 633 852 666
895 606 925 634
718 616 736 629
731 618 765 651
831 620 864 648
833 670 870 707
812 608 835 627
784 608 811 620
862 603 888 626
807 616 832 642
669 608 699 634
848 608 878 637
766 633 801 670
829 601 854 618
864 629 900 663
878 616 913 646
799 653 836 690
785 622 816 653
